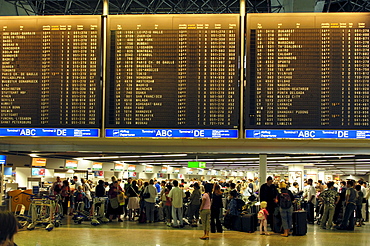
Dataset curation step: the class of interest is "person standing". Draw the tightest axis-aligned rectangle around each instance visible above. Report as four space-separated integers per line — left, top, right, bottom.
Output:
123 177 132 219
199 183 212 240
127 180 140 221
168 180 185 228
278 183 294 237
318 181 339 230
258 201 270 235
188 182 201 226
95 180 106 197
259 176 278 226
144 179 158 223
355 184 364 227
337 180 357 230
303 179 316 224
107 181 123 222
210 183 223 233
60 180 71 216
51 176 62 195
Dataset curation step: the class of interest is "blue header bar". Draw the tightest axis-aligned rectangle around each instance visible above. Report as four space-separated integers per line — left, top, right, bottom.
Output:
106 129 238 138
246 129 370 139
0 128 99 137
0 155 6 165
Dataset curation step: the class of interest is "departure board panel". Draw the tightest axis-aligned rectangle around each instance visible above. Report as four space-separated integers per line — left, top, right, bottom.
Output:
107 15 239 129
0 16 101 127
245 13 370 129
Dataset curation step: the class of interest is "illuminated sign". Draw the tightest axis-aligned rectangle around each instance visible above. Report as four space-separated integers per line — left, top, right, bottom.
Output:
246 129 370 139
32 158 46 167
128 165 136 172
92 162 103 171
0 128 99 137
145 166 153 173
65 160 78 169
114 163 124 171
31 168 45 176
106 129 238 138
0 155 6 165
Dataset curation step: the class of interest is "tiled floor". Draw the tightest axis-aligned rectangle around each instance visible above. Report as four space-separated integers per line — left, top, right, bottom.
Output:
15 217 370 246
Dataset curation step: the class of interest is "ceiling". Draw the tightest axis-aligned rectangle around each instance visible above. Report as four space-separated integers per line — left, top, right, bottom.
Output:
1 137 370 175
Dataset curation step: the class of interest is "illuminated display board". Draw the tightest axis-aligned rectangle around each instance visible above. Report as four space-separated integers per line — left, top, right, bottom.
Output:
245 13 370 130
106 14 239 129
0 16 101 128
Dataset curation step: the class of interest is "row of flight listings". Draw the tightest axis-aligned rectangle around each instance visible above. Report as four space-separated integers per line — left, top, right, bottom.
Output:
0 13 369 140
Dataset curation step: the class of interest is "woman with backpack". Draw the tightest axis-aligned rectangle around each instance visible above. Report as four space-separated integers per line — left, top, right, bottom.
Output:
277 182 295 237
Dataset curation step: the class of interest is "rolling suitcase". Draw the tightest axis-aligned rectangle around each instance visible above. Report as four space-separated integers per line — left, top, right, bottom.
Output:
241 213 257 233
293 210 307 236
231 215 242 231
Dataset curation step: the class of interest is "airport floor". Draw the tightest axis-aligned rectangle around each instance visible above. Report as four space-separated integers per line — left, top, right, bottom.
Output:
15 215 370 246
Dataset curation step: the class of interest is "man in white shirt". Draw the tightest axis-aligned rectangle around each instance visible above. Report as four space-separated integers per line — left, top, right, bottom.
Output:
168 180 185 228
303 179 316 224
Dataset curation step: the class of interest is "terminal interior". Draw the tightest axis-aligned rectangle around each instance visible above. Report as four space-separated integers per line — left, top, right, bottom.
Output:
1 0 370 245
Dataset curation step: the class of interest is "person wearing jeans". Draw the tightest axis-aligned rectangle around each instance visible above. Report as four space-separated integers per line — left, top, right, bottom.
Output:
168 180 185 228
338 180 357 230
144 179 158 223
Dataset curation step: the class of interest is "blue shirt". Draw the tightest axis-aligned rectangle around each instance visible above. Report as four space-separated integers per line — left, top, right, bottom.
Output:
155 182 161 193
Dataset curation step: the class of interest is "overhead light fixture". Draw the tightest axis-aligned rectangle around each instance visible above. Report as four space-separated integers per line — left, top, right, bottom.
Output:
29 154 39 158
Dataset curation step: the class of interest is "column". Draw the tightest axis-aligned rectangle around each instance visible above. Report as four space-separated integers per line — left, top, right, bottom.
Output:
259 154 267 185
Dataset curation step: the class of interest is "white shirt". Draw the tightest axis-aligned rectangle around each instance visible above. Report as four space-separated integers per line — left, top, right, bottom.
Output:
307 185 316 204
168 186 185 208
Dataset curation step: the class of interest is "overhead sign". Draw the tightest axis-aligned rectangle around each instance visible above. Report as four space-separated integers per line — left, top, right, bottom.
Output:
0 155 6 165
246 129 370 139
106 129 238 138
0 128 99 137
188 162 206 168
92 162 103 171
114 163 124 171
65 160 78 169
32 158 46 167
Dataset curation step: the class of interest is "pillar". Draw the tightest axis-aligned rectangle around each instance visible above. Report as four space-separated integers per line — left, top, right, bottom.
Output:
259 154 267 185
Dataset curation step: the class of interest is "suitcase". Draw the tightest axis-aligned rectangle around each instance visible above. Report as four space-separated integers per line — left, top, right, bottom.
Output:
231 215 242 231
272 208 283 233
241 213 257 233
293 211 307 236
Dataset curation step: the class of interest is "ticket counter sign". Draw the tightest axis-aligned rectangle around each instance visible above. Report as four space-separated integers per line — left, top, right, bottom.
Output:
32 158 46 167
65 160 78 169
145 166 153 173
128 165 136 171
92 162 103 171
114 163 124 171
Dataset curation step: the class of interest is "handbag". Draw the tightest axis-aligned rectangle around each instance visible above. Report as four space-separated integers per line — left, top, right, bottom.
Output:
142 187 150 199
110 197 119 209
117 192 125 204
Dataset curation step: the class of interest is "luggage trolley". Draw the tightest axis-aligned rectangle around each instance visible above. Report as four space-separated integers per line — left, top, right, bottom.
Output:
91 197 109 225
27 195 61 231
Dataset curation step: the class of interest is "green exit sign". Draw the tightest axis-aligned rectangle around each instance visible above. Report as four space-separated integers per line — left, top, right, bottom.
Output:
188 161 206 168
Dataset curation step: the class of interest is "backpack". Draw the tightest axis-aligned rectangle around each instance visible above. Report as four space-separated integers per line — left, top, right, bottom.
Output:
257 210 264 220
235 199 245 211
54 184 62 193
280 192 292 209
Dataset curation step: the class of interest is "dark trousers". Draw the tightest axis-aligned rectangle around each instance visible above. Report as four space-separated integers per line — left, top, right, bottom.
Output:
340 203 356 230
307 201 315 223
210 207 223 233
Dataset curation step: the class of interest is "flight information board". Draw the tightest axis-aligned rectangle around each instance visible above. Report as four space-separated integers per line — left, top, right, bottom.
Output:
107 14 239 129
0 16 101 128
245 13 370 129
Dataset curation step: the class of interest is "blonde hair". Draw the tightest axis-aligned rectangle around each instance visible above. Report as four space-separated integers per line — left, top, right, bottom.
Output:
260 201 267 209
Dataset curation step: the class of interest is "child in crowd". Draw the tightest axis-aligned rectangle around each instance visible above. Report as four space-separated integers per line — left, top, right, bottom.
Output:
258 201 270 235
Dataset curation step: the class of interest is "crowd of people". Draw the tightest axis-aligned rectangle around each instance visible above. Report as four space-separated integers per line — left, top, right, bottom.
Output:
30 175 370 240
